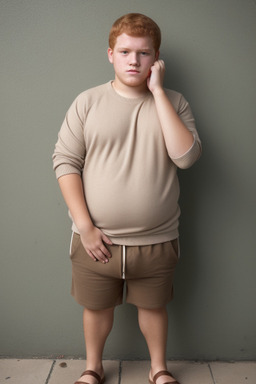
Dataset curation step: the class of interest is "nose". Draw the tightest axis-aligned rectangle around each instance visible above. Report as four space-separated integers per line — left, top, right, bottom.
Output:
129 52 139 66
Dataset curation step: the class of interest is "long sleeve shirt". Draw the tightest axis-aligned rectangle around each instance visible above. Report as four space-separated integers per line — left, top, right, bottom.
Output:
53 81 201 245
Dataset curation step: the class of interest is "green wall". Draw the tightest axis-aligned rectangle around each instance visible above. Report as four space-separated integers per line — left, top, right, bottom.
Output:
1 0 255 360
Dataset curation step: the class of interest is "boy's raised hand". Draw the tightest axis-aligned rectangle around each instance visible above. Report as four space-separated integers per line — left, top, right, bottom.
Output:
147 59 165 94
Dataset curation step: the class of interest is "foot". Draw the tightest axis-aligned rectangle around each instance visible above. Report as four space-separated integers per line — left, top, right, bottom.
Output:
74 369 105 384
149 369 180 384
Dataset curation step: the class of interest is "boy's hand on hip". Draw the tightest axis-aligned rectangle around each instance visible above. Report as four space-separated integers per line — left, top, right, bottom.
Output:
147 59 165 95
80 225 112 264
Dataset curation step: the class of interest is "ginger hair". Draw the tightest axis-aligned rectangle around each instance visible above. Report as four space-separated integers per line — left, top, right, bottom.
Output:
109 13 161 52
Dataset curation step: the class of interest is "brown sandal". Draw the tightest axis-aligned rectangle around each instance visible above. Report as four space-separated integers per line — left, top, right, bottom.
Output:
149 370 180 384
74 370 105 384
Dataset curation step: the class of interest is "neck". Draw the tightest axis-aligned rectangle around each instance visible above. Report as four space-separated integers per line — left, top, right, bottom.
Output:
112 79 149 99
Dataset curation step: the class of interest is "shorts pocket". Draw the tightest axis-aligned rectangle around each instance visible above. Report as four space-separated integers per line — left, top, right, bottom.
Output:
69 232 81 258
170 238 180 259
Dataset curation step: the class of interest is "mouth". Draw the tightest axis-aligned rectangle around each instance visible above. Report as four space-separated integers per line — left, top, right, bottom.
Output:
127 70 140 74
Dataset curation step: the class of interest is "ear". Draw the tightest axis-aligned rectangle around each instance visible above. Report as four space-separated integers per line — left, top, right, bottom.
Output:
107 48 114 64
155 50 160 60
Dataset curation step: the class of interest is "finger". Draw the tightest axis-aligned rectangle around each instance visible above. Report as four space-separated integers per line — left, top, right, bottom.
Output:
100 245 112 259
101 234 112 258
102 233 113 245
152 61 164 74
155 59 164 67
158 60 165 70
94 248 110 264
87 249 97 262
88 249 106 263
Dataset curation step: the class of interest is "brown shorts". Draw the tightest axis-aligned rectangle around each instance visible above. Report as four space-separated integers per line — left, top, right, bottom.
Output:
70 232 179 310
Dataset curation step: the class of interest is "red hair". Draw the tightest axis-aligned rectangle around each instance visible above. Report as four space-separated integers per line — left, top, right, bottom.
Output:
109 13 161 52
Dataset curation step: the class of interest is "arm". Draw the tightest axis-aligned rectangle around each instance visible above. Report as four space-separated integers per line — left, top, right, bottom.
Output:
147 60 197 161
58 174 112 263
53 95 112 263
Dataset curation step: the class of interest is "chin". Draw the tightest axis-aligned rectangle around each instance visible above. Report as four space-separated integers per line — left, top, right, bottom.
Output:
125 77 147 87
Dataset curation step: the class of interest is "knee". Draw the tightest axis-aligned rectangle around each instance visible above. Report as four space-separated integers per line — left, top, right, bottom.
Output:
137 306 167 315
83 306 115 322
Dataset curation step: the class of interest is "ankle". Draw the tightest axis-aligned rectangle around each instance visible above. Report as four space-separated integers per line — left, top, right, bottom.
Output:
85 361 104 374
150 364 168 377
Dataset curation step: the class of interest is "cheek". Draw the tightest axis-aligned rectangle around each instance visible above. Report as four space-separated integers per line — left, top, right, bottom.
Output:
145 57 155 67
114 60 123 71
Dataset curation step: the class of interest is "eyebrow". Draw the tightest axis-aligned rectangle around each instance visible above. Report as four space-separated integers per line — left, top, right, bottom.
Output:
118 47 153 52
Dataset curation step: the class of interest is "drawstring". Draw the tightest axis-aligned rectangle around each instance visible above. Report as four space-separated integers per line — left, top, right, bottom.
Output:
122 245 126 279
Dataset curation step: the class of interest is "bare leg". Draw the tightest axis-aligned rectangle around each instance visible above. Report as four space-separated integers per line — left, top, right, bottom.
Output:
138 307 176 384
78 307 114 384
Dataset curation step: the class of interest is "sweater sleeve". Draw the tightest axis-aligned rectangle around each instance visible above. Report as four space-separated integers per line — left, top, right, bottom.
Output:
168 91 202 169
52 94 86 179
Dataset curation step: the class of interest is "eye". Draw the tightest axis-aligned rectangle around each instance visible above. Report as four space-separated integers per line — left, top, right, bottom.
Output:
121 50 128 55
141 52 149 56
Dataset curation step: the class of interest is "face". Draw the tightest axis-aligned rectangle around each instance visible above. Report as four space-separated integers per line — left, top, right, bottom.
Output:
108 33 159 92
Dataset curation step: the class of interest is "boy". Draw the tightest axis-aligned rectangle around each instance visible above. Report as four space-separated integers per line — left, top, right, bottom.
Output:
53 13 201 384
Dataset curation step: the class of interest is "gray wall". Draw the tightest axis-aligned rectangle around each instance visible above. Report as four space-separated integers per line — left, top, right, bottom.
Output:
1 0 255 360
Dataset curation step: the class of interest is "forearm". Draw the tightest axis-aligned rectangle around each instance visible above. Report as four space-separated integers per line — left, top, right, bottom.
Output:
153 88 194 159
58 173 94 233
58 173 112 262
148 60 194 159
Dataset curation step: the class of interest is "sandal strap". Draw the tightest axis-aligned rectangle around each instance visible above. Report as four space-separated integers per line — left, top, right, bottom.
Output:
74 382 90 384
163 382 179 384
152 370 179 384
74 370 102 384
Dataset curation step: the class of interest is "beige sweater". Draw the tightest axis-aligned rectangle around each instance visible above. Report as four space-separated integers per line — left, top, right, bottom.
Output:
53 81 201 245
